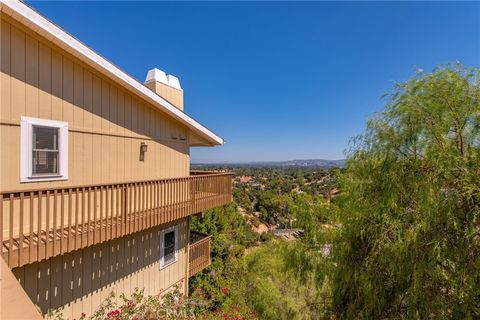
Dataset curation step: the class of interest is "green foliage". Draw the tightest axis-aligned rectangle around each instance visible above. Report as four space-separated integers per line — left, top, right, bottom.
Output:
222 241 331 320
189 204 259 308
234 188 253 214
191 204 258 261
191 180 335 319
332 64 480 319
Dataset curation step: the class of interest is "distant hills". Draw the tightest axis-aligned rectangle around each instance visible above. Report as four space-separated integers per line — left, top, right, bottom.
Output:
192 159 345 168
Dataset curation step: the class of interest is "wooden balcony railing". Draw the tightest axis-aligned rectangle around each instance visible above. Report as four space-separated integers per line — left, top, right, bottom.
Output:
188 231 211 277
0 172 232 268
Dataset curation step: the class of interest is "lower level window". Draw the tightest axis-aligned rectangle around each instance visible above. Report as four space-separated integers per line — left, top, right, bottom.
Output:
20 116 68 182
160 225 179 269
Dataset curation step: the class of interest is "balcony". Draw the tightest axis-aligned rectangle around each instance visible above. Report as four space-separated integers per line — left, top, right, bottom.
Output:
0 172 232 268
189 231 211 277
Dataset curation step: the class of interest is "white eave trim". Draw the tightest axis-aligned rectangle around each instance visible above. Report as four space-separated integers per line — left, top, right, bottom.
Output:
0 0 223 146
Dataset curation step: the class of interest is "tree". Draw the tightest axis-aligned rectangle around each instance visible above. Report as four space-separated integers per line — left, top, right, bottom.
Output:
332 64 480 318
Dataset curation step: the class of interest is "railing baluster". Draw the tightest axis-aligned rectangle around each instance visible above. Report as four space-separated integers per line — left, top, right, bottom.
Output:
105 185 109 241
154 181 158 226
179 179 182 218
139 183 143 231
184 178 188 217
141 182 144 231
53 190 58 256
159 181 164 224
123 185 127 236
180 179 184 217
8 194 14 266
174 179 178 220
93 186 98 245
133 184 137 233
126 184 130 235
45 190 50 259
151 182 155 226
87 187 91 246
75 188 79 249
127 183 132 234
172 179 176 221
166 180 170 223
110 185 114 240
114 185 117 237
142 182 146 230
147 182 151 228
29 191 34 263
143 182 146 229
117 185 121 237
145 182 149 227
163 180 167 224
194 177 198 213
100 186 104 243
19 192 24 266
68 188 72 251
37 190 42 260
81 187 85 248
60 189 65 254
127 184 131 235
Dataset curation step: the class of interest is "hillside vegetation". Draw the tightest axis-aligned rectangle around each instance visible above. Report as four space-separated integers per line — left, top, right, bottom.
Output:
191 64 480 319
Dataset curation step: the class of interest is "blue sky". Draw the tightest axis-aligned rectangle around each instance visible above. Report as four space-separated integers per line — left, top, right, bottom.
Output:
28 1 480 163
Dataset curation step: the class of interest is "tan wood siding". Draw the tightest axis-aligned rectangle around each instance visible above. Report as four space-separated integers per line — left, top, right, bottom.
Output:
0 15 189 192
11 219 188 319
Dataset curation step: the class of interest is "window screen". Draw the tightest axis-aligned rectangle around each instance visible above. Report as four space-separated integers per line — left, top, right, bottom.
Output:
163 229 176 265
32 126 59 175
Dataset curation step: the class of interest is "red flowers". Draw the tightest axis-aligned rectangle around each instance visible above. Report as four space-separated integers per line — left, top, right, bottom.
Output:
106 309 120 318
221 287 229 295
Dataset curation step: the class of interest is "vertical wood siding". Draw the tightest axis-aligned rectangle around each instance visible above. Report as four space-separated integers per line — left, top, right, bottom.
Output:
11 219 188 319
0 15 189 192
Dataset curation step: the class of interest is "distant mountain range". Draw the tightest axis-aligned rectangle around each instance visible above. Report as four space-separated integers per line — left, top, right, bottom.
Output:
192 159 346 168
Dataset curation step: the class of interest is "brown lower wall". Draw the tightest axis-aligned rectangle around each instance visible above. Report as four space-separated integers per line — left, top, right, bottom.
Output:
10 218 188 319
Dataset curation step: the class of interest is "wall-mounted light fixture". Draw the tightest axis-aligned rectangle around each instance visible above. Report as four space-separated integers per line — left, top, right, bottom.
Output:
140 142 148 161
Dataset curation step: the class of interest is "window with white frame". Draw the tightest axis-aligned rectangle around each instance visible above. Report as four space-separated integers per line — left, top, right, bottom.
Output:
20 116 68 182
160 225 179 269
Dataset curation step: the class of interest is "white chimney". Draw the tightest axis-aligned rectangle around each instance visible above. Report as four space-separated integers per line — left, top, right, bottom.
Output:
144 68 184 111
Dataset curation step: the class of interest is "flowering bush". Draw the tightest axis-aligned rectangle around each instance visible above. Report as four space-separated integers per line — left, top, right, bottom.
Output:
47 284 258 320
206 305 257 320
47 284 212 320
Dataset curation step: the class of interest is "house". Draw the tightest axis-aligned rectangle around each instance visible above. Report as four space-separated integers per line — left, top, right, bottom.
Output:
0 1 232 319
